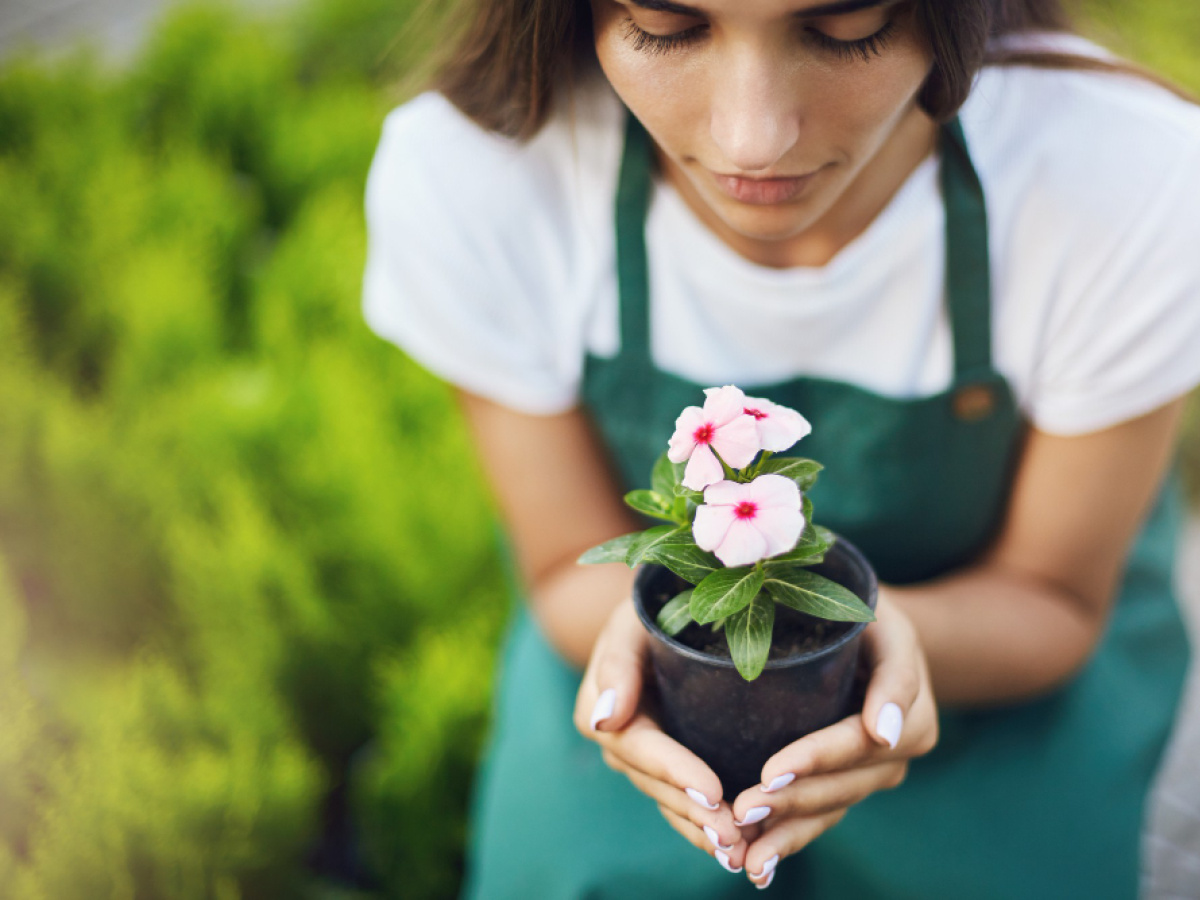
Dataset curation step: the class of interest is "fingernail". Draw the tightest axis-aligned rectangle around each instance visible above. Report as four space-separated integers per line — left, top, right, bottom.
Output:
751 853 780 878
590 689 616 731
762 773 795 793
735 806 770 826
756 868 776 890
685 787 719 810
876 702 904 749
715 849 742 873
703 825 733 852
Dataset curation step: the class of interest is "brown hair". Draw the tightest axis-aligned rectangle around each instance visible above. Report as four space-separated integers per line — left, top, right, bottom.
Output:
432 0 1193 140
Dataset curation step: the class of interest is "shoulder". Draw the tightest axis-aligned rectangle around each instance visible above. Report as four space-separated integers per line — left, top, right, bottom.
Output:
961 37 1200 239
361 78 627 415
366 79 626 261
962 37 1200 435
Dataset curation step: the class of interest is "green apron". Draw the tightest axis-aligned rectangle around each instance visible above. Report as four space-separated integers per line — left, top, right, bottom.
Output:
460 115 1190 899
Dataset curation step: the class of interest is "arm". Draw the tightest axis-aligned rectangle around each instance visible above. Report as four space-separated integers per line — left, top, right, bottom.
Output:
455 391 640 668
889 395 1189 707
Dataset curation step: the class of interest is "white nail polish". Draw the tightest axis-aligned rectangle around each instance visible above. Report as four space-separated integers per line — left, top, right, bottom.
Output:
751 854 780 878
686 787 719 810
735 806 770 826
715 850 742 873
755 868 776 890
590 688 616 731
703 825 733 852
876 702 904 749
762 773 795 793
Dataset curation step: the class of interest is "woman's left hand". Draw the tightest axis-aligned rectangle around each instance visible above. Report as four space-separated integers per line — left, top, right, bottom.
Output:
733 592 939 888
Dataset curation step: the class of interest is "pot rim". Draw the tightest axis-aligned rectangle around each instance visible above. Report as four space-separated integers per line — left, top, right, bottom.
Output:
631 534 879 671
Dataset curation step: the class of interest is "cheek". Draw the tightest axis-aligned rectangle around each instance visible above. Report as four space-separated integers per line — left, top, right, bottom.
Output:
807 46 932 138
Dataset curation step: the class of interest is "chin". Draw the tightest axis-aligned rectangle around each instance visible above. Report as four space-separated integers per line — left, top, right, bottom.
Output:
719 205 824 244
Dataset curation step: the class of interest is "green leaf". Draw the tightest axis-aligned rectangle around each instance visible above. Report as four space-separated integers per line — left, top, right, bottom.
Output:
690 565 765 625
763 524 830 570
670 494 697 523
578 532 639 565
764 570 875 622
656 590 694 636
726 592 775 681
758 457 823 490
813 524 836 546
802 493 814 525
651 451 687 498
641 533 720 584
628 525 687 567
624 489 677 522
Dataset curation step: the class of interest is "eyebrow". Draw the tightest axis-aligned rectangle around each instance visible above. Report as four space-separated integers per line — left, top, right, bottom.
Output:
629 0 890 18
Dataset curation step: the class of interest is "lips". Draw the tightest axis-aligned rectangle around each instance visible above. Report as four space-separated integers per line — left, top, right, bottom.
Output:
711 170 819 205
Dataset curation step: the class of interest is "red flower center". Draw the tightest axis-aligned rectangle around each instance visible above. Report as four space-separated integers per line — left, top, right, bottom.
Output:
734 501 758 520
744 407 768 420
693 422 715 445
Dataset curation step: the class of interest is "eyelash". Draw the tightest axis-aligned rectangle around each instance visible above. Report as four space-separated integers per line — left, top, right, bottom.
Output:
622 17 899 62
808 18 898 61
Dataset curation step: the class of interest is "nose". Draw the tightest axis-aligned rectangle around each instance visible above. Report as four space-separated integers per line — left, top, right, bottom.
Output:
709 46 801 173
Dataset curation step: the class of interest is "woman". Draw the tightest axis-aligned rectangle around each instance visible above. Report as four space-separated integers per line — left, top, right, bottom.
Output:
362 0 1200 895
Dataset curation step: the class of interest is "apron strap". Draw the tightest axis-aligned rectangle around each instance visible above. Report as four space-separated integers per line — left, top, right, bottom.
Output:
939 117 995 385
612 113 997 385
615 114 655 366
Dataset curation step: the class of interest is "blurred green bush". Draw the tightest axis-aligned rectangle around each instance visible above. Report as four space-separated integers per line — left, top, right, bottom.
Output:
0 2 503 896
0 0 1196 898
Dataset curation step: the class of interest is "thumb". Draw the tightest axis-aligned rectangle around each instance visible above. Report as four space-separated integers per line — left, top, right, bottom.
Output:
576 598 648 734
859 594 922 751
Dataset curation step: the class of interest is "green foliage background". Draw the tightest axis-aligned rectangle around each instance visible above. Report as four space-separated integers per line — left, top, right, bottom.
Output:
0 0 1196 897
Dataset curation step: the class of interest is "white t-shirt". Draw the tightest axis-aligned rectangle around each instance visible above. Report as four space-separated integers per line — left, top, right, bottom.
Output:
362 38 1200 436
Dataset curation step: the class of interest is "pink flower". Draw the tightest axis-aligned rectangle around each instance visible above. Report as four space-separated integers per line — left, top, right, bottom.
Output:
741 394 812 452
693 475 804 568
668 386 761 491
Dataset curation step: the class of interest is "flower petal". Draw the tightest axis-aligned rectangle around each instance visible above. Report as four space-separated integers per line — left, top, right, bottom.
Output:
702 385 748 427
713 519 769 567
745 473 801 509
703 478 749 508
751 399 812 452
753 506 806 557
668 406 707 463
682 444 724 491
693 503 735 552
711 414 761 469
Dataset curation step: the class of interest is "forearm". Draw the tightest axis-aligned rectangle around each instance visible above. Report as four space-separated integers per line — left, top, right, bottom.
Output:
887 561 1104 708
529 561 638 670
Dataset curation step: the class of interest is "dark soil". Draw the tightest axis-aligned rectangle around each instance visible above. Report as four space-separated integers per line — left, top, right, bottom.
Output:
647 571 855 661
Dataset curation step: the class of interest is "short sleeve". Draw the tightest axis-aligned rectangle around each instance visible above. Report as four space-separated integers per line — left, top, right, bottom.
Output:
1026 137 1200 436
362 94 580 415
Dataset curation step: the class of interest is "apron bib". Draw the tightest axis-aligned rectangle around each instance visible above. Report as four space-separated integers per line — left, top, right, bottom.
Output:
461 115 1190 900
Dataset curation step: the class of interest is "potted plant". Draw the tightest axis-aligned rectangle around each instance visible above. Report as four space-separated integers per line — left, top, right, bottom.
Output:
580 386 878 795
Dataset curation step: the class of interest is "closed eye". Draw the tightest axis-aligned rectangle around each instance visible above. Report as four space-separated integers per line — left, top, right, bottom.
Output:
806 17 898 61
622 18 709 55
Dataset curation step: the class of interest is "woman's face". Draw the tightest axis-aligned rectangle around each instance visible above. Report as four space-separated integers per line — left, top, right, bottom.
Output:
589 0 936 266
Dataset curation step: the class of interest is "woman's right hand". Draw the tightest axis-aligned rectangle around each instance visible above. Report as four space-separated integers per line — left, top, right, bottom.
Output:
573 597 756 871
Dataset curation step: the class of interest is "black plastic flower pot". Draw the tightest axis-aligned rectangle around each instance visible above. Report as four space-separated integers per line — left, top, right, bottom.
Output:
632 535 879 798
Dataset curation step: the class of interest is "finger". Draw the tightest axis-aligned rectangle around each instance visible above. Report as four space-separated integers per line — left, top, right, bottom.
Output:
608 753 744 852
658 806 746 875
752 713 880 797
743 809 847 886
732 761 908 827
594 712 725 809
573 599 647 734
859 593 924 750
